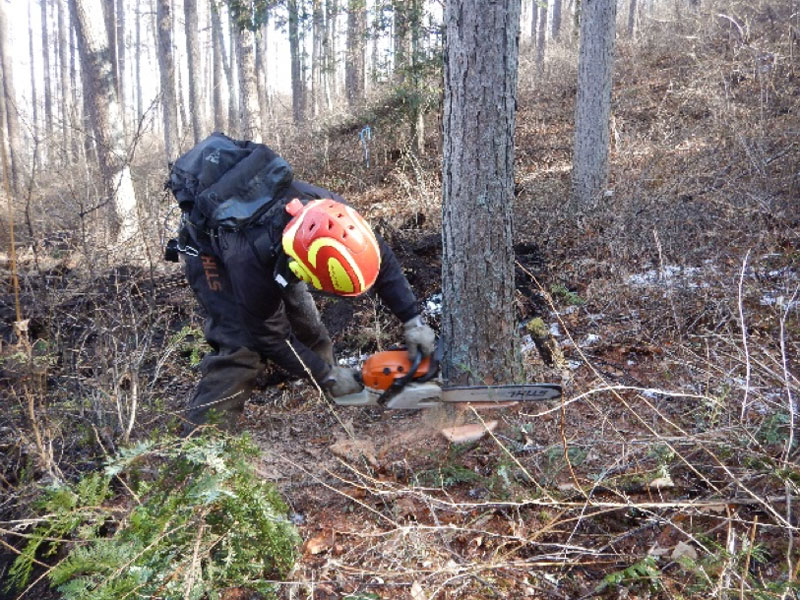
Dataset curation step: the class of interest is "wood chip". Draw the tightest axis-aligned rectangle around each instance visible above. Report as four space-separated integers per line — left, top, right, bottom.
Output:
440 420 498 443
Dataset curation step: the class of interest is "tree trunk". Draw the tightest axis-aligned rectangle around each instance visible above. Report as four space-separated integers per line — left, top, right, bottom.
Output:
627 0 637 37
393 0 409 81
536 0 548 70
312 0 323 118
156 0 178 159
41 0 54 154
530 0 538 43
210 0 226 132
571 0 617 207
288 0 305 123
551 0 562 40
103 0 119 96
69 0 139 244
0 1 22 194
441 0 521 385
324 0 338 110
184 0 202 143
228 10 239 136
58 0 73 161
237 26 261 142
136 0 144 120
117 0 127 135
28 3 41 154
346 0 366 108
255 14 271 139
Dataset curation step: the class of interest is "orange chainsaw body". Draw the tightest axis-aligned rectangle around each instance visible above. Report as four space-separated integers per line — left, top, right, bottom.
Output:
361 350 433 390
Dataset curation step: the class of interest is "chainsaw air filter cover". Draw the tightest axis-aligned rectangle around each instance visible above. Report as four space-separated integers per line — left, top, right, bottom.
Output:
361 350 432 391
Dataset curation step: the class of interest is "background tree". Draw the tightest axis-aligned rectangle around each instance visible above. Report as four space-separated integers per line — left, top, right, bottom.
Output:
69 0 138 243
184 0 202 143
0 1 21 194
210 0 229 132
117 0 127 135
58 0 73 160
156 0 179 159
441 0 522 385
345 0 366 108
288 0 305 123
41 0 54 159
236 23 262 141
551 0 562 40
571 0 616 207
536 0 548 70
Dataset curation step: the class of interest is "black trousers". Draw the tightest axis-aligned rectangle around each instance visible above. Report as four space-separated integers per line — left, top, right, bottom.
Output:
181 224 333 431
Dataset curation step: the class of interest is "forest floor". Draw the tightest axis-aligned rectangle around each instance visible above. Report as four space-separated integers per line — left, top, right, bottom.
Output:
2 2 799 599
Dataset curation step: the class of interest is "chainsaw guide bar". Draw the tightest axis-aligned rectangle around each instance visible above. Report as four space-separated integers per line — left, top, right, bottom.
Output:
332 346 562 410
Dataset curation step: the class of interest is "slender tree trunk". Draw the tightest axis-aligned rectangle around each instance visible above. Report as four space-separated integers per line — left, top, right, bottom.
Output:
551 0 562 40
346 0 366 108
324 0 338 109
103 0 119 95
409 0 424 155
311 0 324 118
136 0 143 121
627 0 637 37
58 0 73 161
530 0 538 43
237 26 261 142
117 0 127 135
571 0 617 207
288 0 305 123
156 0 178 159
228 10 239 136
442 0 522 385
69 0 139 244
393 0 409 81
536 0 548 70
41 0 54 159
29 3 41 154
210 0 226 132
0 2 22 194
184 0 202 143
255 15 271 139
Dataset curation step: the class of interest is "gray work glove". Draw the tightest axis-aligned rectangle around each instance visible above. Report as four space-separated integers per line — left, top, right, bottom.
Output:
322 366 363 397
403 315 436 359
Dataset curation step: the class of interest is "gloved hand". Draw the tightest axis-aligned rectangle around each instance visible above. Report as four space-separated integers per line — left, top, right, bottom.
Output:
403 315 436 359
322 366 363 397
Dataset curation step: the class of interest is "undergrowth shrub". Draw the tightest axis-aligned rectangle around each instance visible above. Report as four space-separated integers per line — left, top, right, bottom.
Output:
7 432 300 599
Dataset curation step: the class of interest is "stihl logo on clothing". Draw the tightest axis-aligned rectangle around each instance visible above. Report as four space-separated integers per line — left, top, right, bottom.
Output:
202 255 222 291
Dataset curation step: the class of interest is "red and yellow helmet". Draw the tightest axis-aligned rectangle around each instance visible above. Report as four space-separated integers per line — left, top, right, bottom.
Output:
281 198 381 296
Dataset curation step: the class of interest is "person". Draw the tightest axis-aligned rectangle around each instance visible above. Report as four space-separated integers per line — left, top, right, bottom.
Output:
165 133 435 431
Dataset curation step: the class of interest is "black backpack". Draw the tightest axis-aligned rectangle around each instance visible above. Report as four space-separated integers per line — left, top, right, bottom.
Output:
165 132 294 232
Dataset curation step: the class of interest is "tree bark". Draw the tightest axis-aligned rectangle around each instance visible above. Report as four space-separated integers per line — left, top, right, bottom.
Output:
210 0 226 132
69 0 139 244
255 14 271 139
311 0 323 118
345 0 366 108
184 0 202 143
571 0 617 207
324 0 338 110
551 0 562 40
58 0 73 161
0 1 22 193
117 0 127 135
536 0 548 70
237 26 261 142
627 0 637 37
288 0 305 123
441 0 522 385
156 0 178 159
135 0 144 120
228 9 239 136
41 0 54 152
393 0 409 81
530 0 538 43
28 3 41 153
103 0 119 95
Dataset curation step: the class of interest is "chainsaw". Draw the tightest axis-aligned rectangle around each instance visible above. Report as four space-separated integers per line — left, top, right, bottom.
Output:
332 344 562 410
